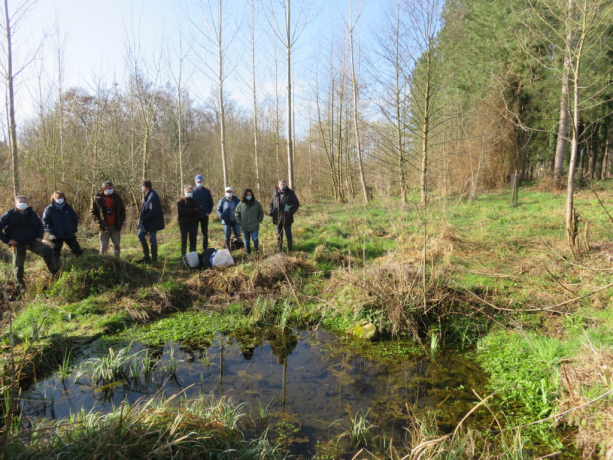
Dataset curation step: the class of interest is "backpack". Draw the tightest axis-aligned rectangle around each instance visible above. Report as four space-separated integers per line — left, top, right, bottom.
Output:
230 236 244 250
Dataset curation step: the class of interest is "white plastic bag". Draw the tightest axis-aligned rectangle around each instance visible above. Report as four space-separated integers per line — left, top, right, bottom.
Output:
182 251 201 269
211 248 235 268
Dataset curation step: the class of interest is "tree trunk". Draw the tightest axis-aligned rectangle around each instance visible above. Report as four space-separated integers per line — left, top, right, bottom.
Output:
420 55 431 208
348 15 369 204
4 0 19 196
218 0 228 187
285 0 295 189
566 16 585 250
553 0 573 182
250 1 260 196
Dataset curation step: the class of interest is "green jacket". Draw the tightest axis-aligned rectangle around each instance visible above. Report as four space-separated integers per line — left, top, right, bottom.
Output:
235 200 264 232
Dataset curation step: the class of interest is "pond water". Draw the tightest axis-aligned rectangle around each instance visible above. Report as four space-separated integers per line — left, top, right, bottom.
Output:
21 329 486 456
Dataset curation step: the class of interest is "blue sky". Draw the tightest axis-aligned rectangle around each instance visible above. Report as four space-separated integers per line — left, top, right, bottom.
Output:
10 0 384 129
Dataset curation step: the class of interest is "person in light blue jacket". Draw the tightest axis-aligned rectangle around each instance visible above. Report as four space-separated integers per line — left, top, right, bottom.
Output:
216 186 240 251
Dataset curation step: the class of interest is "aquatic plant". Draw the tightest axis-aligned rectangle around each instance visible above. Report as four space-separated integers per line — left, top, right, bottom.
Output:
337 408 378 449
57 349 72 380
10 393 283 459
256 398 274 424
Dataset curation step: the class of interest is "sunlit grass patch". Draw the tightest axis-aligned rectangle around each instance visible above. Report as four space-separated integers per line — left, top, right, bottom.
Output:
9 394 282 460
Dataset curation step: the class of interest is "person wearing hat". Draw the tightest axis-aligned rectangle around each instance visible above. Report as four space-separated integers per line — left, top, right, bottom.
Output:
216 186 240 251
90 180 126 257
193 174 214 251
0 195 60 294
269 179 300 252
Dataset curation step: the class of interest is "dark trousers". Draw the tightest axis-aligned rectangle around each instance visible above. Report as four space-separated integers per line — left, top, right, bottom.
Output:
276 224 293 251
179 222 198 256
199 216 209 251
49 237 83 258
12 241 59 290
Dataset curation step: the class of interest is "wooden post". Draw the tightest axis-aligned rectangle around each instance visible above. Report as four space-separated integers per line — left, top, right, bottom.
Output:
510 171 519 207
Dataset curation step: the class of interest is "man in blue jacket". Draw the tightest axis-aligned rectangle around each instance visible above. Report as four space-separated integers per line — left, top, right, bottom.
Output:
0 196 60 293
193 174 214 251
137 179 165 263
42 191 83 258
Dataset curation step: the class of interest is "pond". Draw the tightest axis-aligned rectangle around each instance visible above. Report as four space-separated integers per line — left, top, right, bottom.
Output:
21 329 486 457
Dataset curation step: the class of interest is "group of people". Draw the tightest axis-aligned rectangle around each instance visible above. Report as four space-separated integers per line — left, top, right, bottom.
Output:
0 175 299 293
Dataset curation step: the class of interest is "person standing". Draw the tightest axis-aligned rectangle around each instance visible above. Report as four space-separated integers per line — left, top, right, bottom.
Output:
137 179 165 263
42 191 83 259
177 185 201 256
193 174 214 251
216 186 240 251
0 196 60 293
269 179 300 252
235 189 264 254
90 181 126 257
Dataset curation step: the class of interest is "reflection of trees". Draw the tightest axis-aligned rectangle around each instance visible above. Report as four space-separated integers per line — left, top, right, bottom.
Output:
267 331 298 365
234 331 264 361
266 330 299 412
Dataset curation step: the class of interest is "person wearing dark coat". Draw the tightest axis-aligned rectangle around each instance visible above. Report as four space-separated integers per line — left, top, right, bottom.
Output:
137 179 165 263
42 191 83 258
216 186 240 251
90 180 126 257
0 196 59 293
177 185 201 256
269 179 300 252
193 174 214 251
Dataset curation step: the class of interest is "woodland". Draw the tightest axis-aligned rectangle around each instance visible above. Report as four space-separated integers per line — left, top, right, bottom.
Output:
1 0 613 459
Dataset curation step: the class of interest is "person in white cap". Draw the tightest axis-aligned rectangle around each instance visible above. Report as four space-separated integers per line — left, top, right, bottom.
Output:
193 174 213 251
216 186 241 250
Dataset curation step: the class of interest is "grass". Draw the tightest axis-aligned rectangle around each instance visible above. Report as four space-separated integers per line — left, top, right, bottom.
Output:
4 182 613 457
7 393 284 459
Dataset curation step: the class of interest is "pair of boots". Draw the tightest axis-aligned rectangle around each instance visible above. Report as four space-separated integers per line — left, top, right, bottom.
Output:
137 242 158 264
277 236 292 253
246 241 259 254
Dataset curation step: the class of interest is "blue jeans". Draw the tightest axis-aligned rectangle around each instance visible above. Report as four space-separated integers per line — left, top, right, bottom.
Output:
223 223 240 241
243 231 259 249
138 228 157 245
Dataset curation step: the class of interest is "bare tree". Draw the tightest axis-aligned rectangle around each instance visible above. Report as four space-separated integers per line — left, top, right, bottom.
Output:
0 0 39 196
248 0 261 195
264 0 311 190
403 0 446 207
373 0 411 203
553 0 572 181
191 0 237 188
340 0 369 203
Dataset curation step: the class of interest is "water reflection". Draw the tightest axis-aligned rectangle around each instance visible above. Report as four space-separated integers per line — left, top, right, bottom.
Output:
21 329 485 455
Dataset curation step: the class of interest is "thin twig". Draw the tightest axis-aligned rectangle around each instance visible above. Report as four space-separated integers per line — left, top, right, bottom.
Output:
591 187 613 225
518 388 613 428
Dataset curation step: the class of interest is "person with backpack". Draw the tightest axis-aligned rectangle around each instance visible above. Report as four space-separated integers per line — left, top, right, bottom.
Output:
193 174 214 251
42 191 83 258
137 179 165 264
90 181 126 257
0 195 60 293
177 185 201 256
235 188 264 254
216 186 240 251
269 179 300 252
